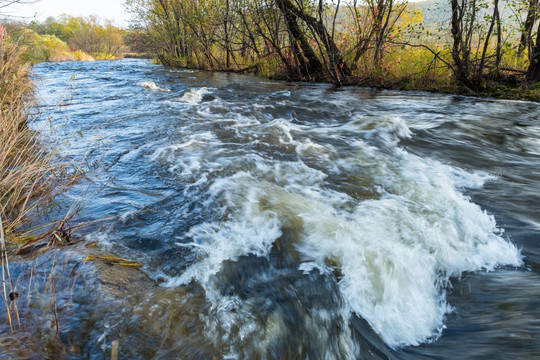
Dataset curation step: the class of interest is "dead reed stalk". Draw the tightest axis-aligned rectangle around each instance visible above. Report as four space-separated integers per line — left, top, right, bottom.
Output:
1 26 82 248
0 25 85 330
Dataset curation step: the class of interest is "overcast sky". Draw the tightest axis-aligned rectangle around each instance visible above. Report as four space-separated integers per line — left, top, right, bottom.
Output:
4 0 130 26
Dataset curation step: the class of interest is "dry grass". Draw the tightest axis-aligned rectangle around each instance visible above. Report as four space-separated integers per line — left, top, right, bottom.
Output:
48 50 95 62
0 27 84 254
0 25 90 334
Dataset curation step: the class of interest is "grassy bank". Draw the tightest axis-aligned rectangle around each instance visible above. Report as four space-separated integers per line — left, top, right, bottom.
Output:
341 46 540 101
0 27 80 255
19 28 95 63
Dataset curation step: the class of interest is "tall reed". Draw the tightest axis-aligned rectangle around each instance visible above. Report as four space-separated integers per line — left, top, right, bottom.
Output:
0 26 79 252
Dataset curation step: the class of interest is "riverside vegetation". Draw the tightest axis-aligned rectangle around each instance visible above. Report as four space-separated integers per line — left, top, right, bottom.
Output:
4 15 126 62
0 14 126 258
0 27 73 251
0 22 93 336
125 0 540 100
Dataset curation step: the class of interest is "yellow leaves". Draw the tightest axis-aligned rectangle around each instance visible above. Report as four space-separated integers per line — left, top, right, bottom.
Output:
395 4 424 34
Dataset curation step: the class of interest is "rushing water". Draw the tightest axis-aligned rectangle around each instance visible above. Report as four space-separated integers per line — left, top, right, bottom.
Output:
12 59 539 358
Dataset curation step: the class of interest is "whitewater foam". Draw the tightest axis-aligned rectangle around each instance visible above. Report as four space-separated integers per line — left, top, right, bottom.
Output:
136 81 169 92
151 93 522 349
164 144 522 348
177 87 214 104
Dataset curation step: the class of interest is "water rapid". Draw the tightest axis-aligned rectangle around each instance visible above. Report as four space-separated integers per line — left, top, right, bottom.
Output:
20 59 539 359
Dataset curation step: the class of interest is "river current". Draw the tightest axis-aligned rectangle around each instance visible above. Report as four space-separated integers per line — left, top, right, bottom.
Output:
12 59 539 358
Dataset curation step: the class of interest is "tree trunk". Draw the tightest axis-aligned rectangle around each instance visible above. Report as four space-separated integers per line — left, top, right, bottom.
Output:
526 22 540 81
275 0 325 80
478 0 499 78
451 0 471 86
518 0 538 57
278 0 351 83
224 0 231 69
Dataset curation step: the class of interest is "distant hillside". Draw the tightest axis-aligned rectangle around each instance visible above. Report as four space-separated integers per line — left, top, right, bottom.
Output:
413 0 451 25
412 0 525 28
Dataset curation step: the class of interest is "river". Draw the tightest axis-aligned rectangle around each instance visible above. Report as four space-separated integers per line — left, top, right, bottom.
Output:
7 58 539 358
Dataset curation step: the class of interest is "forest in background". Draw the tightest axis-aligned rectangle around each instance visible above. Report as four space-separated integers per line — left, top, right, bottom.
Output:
124 0 540 98
3 15 126 62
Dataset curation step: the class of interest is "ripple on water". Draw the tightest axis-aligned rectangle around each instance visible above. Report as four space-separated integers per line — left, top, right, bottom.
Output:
26 59 538 359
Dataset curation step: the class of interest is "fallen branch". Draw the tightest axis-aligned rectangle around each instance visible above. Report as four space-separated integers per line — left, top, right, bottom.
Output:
499 67 527 74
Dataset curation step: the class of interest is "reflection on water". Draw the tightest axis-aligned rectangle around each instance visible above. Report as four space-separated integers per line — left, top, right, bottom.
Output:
2 59 537 358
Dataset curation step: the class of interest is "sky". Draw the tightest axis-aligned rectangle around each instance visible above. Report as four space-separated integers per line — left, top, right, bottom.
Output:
4 0 130 27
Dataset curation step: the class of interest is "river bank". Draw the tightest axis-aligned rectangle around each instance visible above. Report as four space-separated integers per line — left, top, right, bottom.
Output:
126 0 540 105
0 31 76 250
151 51 540 102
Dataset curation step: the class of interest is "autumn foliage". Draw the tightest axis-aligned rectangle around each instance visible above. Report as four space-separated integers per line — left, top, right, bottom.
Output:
126 0 540 95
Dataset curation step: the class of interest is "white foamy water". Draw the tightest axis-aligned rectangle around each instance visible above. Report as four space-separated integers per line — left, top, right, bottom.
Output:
177 87 214 104
159 113 522 349
136 81 170 91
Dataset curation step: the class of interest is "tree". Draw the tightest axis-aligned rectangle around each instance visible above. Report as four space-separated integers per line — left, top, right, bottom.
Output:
526 20 540 80
275 0 351 83
512 0 540 81
27 15 125 59
449 0 505 88
347 0 408 69
515 0 539 57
